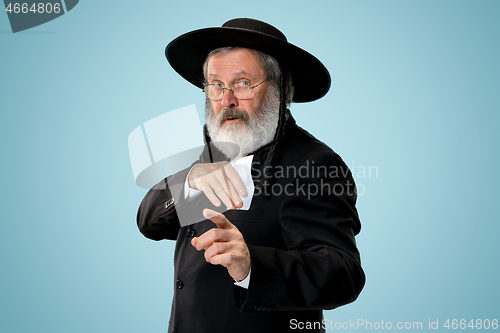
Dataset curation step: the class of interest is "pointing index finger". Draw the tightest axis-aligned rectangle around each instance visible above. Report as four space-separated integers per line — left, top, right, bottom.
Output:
203 209 233 230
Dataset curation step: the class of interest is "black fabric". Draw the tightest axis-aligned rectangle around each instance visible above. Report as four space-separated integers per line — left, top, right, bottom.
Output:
137 115 365 333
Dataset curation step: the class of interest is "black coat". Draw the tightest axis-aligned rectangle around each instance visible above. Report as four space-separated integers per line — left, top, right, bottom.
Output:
137 116 365 333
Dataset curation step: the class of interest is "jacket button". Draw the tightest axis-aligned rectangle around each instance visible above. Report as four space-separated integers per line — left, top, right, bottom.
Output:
176 279 184 289
187 228 196 237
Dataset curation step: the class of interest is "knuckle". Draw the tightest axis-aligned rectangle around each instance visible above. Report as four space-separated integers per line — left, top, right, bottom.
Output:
214 187 225 194
233 231 243 240
209 228 220 239
198 183 209 192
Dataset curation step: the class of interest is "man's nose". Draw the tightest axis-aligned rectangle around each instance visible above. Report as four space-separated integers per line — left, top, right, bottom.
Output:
221 88 239 108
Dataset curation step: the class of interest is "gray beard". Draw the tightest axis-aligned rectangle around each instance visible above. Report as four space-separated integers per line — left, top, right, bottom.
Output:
205 84 280 159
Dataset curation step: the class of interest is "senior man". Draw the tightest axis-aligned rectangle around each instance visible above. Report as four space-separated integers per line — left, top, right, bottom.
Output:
137 18 365 333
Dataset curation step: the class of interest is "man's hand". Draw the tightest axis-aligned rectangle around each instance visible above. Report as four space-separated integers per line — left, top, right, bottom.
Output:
188 161 246 209
191 209 251 282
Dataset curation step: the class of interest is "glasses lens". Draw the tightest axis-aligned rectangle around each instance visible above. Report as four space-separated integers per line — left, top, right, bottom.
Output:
206 85 223 100
233 85 251 100
204 83 257 100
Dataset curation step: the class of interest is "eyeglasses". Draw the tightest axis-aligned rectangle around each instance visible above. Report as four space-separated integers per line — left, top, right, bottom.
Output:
203 80 266 101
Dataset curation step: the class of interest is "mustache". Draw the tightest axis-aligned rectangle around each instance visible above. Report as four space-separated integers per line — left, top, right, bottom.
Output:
218 108 250 125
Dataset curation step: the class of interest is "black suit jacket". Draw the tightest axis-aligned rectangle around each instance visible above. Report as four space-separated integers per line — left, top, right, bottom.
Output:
137 115 365 333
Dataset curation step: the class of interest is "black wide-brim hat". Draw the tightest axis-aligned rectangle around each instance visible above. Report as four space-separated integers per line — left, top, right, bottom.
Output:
165 18 331 103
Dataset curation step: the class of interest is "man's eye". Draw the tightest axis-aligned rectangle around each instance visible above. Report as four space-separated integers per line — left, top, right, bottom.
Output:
237 80 250 87
213 82 224 88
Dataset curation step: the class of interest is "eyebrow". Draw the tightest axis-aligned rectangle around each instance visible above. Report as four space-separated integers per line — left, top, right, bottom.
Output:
208 70 250 78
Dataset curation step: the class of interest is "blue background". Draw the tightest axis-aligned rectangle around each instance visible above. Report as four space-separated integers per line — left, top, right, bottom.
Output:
1 1 498 332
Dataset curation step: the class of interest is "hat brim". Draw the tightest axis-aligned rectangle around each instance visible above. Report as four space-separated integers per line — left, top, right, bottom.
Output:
165 27 331 103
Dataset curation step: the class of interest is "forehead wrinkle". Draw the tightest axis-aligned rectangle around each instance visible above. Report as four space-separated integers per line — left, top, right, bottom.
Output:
231 70 249 76
205 50 266 88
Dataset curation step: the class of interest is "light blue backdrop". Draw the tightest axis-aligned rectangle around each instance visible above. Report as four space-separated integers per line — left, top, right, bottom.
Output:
1 1 498 332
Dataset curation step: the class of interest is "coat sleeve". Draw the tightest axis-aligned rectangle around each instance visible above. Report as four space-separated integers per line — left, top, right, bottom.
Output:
235 151 365 312
137 165 194 241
